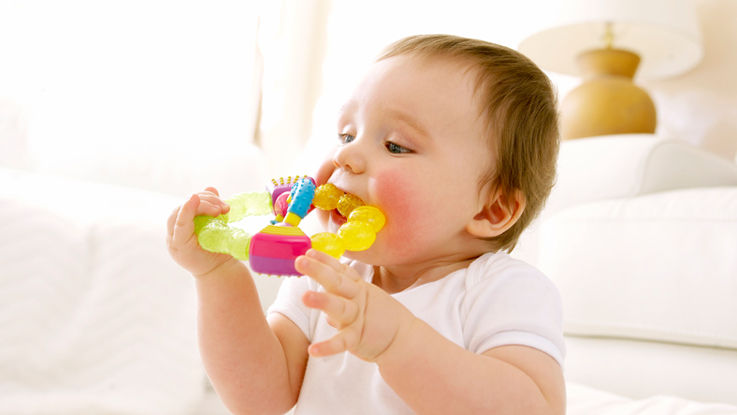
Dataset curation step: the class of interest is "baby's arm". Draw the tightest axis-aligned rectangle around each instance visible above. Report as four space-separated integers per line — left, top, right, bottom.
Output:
377 321 565 415
295 249 564 415
167 188 309 415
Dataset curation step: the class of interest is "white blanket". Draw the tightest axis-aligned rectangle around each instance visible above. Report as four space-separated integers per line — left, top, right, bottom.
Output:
0 168 205 414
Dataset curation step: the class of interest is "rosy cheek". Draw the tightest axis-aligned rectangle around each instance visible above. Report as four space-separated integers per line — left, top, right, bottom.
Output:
372 169 425 256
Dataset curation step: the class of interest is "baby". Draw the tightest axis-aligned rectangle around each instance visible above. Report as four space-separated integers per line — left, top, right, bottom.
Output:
168 34 564 414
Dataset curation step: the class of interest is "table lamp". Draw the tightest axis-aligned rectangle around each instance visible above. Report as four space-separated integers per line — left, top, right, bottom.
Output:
518 0 703 140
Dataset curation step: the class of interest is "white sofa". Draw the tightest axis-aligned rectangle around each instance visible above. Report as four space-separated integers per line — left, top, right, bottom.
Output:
515 134 737 414
1 135 736 414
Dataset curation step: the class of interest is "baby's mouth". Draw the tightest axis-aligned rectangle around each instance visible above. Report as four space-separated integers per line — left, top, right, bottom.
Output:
324 184 366 225
330 209 348 226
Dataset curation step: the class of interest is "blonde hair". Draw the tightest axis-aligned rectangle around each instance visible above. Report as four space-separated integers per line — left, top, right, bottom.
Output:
379 34 560 252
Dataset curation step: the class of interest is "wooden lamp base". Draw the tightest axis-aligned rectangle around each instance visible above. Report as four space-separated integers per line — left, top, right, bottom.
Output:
560 48 656 140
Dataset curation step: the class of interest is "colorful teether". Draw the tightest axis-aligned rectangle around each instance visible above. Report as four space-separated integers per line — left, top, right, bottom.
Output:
249 224 311 275
336 193 365 217
193 175 385 276
349 206 386 232
312 182 341 211
193 192 272 260
310 232 345 259
311 205 386 257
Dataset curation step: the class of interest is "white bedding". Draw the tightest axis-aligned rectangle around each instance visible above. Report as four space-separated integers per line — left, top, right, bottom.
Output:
568 382 737 415
194 382 737 415
3 166 736 415
0 168 205 415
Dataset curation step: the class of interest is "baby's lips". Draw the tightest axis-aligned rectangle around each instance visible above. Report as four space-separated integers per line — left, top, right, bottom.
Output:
331 208 348 226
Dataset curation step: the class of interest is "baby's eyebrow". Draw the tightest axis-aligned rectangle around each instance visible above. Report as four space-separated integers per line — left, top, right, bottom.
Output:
336 102 357 128
386 108 431 139
337 101 357 117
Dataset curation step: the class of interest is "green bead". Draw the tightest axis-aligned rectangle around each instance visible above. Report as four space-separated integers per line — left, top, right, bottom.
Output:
225 227 250 260
193 192 270 260
197 220 230 252
224 192 272 222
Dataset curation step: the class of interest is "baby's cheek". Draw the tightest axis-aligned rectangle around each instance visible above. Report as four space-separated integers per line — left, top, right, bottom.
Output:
372 170 426 256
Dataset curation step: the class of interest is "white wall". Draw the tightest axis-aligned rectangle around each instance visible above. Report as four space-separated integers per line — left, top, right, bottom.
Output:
0 1 265 195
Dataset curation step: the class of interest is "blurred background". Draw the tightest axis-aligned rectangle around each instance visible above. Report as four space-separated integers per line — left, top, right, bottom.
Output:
1 0 734 195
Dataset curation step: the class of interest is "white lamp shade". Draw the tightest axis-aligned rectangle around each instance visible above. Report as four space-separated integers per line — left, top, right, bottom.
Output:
518 0 703 80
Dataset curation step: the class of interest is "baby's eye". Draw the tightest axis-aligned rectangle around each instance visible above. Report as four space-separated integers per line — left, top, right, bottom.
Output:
338 133 356 144
385 141 412 154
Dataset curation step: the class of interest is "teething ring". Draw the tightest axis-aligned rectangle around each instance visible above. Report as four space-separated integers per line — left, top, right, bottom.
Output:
194 176 385 277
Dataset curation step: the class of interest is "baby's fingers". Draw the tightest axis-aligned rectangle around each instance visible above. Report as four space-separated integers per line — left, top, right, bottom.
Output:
295 251 361 299
308 329 359 357
171 194 199 247
303 290 359 328
167 206 180 240
196 188 230 216
196 198 228 217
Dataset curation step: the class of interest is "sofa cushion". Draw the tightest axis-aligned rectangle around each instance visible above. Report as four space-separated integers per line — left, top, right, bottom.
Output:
547 134 737 216
539 186 737 349
513 134 737 268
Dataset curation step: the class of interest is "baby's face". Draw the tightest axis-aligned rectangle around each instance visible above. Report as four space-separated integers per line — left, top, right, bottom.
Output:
315 54 493 266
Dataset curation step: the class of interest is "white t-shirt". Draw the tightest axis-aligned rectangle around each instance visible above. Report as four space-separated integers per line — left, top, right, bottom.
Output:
267 251 565 414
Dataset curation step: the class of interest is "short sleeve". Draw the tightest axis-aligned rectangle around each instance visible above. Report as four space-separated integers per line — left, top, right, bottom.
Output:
267 276 316 341
461 256 566 366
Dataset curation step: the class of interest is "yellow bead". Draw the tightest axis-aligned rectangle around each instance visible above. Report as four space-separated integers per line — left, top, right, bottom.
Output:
313 183 342 211
348 205 385 232
336 193 364 217
310 232 345 258
337 221 376 251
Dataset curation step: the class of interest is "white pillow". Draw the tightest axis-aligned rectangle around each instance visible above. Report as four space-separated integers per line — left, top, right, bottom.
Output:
546 134 737 216
539 186 737 349
513 134 737 265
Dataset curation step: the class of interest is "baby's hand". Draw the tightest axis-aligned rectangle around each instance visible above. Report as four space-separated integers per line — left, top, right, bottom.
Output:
295 249 416 362
167 187 235 278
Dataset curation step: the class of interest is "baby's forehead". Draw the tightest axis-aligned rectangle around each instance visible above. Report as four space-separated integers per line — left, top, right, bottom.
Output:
376 52 480 80
348 55 485 117
340 54 493 145
378 51 483 83
352 53 487 112
400 53 494 125
388 53 488 103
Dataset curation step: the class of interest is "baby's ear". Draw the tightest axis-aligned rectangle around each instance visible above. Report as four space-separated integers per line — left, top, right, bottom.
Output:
466 186 526 239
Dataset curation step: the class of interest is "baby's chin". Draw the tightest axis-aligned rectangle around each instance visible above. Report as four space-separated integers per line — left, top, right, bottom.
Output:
341 248 380 266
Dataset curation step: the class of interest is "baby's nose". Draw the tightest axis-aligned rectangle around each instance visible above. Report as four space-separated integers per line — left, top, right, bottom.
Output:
333 139 366 174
